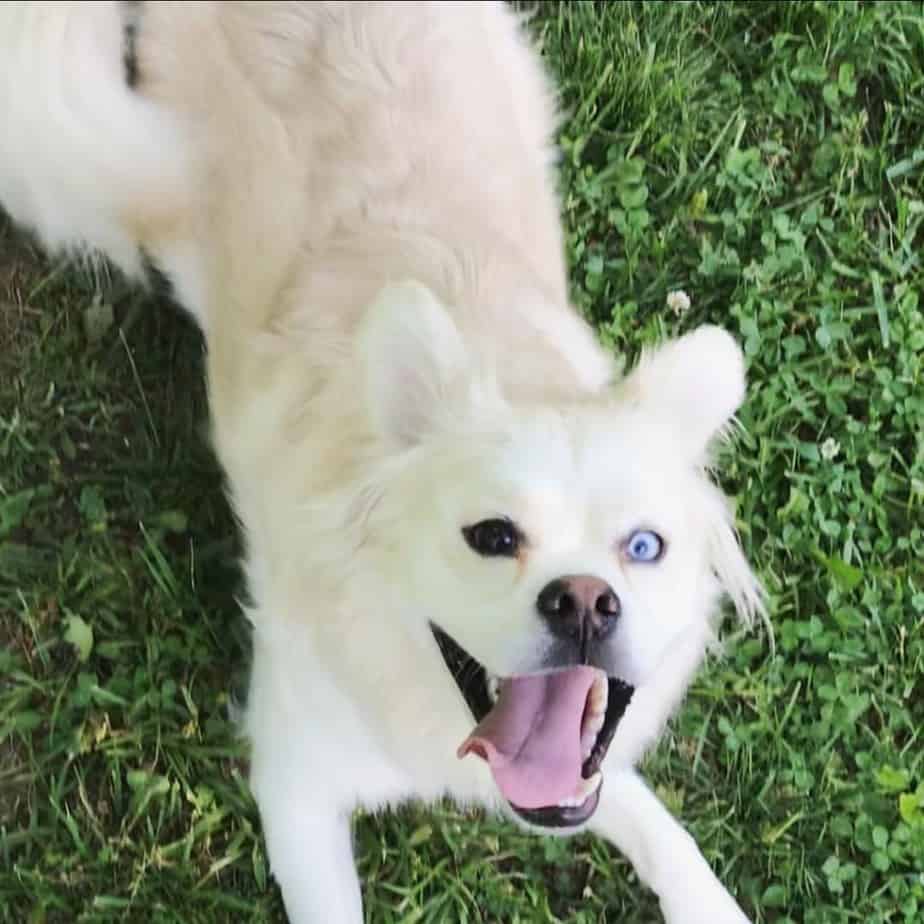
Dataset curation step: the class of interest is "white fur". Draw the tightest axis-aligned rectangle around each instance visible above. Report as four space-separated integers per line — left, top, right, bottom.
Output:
0 3 763 922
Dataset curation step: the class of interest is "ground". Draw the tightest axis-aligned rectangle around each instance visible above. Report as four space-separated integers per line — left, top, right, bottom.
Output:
1 2 922 922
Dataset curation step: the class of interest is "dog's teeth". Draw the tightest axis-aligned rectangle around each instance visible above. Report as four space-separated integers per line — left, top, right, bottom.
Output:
578 770 602 798
557 771 603 808
487 675 500 702
581 715 605 756
588 672 608 713
586 709 605 733
581 730 596 759
580 676 608 748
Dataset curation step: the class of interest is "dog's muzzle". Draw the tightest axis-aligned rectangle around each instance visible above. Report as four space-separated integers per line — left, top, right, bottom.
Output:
431 624 634 828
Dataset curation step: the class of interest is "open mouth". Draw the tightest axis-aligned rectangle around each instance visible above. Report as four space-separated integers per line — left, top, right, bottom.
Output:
432 625 634 829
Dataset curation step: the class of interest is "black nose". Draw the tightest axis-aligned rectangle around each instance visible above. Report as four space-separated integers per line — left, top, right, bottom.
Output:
537 575 620 656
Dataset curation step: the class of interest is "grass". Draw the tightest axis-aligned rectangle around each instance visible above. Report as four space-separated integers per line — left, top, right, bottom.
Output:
1 1 923 921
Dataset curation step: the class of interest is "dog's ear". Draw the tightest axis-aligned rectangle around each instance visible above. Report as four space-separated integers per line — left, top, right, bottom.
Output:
359 281 469 449
621 326 747 456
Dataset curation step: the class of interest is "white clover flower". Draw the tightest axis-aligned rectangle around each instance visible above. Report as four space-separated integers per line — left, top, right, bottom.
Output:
821 437 841 461
666 289 691 316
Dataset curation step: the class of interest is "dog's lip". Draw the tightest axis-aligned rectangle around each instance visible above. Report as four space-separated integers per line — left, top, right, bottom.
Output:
510 784 601 828
430 623 634 829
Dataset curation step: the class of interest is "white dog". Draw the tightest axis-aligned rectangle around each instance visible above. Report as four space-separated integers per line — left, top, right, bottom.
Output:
0 3 764 921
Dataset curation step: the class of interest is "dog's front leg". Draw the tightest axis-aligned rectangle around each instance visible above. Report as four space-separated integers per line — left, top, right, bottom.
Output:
591 769 750 924
259 795 363 924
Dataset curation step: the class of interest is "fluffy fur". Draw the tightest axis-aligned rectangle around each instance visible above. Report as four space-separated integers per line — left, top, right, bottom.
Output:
0 3 763 922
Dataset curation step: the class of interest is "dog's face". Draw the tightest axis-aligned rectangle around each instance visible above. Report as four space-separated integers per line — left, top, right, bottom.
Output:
357 282 761 829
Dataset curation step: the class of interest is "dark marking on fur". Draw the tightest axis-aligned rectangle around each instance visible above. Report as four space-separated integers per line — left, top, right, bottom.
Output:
140 248 178 308
429 625 493 721
121 1 143 90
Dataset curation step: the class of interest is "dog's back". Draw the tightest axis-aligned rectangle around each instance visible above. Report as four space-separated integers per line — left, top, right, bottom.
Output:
1 1 616 475
1 3 571 341
0 2 189 281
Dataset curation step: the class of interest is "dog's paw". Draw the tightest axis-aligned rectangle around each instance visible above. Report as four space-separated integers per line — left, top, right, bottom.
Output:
660 898 749 924
660 897 750 924
658 862 751 924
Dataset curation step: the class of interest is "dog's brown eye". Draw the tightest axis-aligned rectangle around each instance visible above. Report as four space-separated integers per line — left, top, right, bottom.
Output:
463 518 520 558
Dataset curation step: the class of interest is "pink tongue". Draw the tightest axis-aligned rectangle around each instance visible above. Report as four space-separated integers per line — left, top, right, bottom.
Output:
457 666 598 809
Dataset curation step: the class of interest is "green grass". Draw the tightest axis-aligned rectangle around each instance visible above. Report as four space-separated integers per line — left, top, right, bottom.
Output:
2 1 923 921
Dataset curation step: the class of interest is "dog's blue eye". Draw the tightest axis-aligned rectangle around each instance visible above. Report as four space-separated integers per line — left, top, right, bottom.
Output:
463 518 520 558
625 530 664 563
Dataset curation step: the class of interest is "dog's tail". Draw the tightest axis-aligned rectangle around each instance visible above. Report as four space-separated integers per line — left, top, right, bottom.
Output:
0 2 190 293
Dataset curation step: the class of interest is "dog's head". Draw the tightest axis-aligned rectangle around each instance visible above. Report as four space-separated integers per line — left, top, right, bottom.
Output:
354 282 762 829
